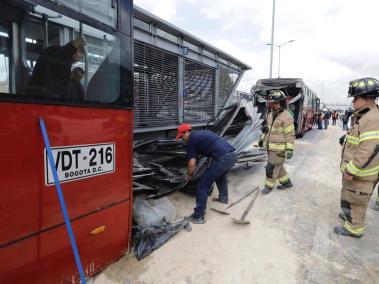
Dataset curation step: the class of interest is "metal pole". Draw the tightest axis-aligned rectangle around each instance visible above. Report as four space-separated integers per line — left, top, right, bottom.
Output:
269 0 276 78
39 117 87 284
278 46 281 78
44 18 49 48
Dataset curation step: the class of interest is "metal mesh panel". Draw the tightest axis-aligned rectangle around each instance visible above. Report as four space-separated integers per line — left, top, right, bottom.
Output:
134 42 179 128
184 59 216 123
218 67 238 111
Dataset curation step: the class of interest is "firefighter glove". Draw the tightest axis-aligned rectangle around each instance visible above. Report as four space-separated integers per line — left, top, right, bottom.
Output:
286 150 293 159
261 124 269 134
258 139 263 148
339 134 346 146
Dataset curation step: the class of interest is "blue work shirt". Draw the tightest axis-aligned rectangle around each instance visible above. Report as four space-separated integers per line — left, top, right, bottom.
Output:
186 130 234 160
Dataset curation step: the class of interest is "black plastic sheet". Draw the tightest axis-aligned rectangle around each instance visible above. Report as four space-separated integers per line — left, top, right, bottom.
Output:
133 219 192 260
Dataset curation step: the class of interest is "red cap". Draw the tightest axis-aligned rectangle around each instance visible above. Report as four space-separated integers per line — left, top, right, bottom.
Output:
176 124 192 140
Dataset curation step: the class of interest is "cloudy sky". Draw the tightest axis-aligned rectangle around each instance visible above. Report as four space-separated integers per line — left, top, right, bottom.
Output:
135 0 379 105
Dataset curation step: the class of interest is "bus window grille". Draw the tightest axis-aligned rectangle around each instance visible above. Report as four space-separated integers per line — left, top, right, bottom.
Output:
184 59 216 123
133 41 179 128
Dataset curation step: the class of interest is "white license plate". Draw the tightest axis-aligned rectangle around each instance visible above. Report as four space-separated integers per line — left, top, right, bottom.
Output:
45 143 115 186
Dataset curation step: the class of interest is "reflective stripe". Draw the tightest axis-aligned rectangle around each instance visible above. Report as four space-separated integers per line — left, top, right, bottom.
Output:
359 131 379 143
286 143 294 150
265 179 275 189
340 163 347 173
346 132 379 145
283 124 295 134
344 221 365 236
346 161 379 177
346 135 359 145
278 174 289 183
268 143 286 151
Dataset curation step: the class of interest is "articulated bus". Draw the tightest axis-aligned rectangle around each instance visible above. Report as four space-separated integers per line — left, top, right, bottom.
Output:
252 78 320 137
0 0 133 282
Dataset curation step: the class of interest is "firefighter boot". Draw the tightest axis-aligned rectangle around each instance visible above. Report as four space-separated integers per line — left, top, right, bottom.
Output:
277 180 293 190
371 201 379 211
261 187 273 195
334 226 362 238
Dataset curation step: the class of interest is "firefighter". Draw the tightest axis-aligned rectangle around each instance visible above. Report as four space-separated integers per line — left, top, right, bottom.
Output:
334 77 379 238
259 90 295 195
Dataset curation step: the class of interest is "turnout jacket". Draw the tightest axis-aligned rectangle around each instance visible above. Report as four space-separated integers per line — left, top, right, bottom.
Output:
262 108 295 152
341 105 379 182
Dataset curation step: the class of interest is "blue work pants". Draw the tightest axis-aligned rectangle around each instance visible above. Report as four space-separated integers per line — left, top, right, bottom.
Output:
194 152 236 217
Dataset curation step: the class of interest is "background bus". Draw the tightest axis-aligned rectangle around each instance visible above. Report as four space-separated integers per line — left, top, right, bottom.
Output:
0 0 133 283
252 78 320 137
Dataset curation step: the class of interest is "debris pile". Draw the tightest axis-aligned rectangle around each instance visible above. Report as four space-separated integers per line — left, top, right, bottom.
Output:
133 98 266 198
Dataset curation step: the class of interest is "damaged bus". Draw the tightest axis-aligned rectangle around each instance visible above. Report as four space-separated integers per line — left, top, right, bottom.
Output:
0 0 133 282
252 78 320 137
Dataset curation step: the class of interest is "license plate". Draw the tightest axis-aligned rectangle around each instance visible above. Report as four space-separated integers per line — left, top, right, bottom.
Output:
44 143 115 186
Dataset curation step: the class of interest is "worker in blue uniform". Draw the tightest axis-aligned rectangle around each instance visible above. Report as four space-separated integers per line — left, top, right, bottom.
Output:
176 124 236 224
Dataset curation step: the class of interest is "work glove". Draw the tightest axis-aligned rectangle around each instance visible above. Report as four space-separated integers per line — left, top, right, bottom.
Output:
286 150 293 159
261 124 269 134
258 139 264 148
339 134 346 146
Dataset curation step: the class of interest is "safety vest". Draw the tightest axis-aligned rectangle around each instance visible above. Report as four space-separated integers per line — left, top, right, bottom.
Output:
262 109 295 152
341 105 379 182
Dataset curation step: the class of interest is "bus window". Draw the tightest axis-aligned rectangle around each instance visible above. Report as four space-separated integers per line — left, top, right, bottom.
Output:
57 0 117 29
0 26 10 94
19 5 123 105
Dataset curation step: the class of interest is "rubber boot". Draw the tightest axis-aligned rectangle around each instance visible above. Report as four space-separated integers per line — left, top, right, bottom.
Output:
261 187 272 195
334 226 362 238
277 180 293 190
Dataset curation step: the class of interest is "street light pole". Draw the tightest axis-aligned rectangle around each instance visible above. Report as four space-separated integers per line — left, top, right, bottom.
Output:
266 40 294 78
278 45 281 78
269 0 276 78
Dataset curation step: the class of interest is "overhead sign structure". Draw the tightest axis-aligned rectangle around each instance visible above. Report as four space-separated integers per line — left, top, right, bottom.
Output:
44 143 115 186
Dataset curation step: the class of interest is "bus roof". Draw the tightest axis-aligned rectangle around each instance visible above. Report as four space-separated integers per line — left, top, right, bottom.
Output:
134 5 251 71
254 78 305 91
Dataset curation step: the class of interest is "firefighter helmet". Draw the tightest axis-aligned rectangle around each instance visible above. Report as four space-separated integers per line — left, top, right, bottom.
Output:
348 77 379 98
268 90 286 103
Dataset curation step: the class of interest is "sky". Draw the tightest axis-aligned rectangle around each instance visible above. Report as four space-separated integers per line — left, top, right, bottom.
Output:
134 0 379 105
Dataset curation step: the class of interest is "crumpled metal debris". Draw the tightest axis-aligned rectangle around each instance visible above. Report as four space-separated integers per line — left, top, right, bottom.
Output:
133 98 266 198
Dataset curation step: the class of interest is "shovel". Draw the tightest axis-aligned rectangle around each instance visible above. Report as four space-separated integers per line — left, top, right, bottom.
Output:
211 186 259 215
232 189 260 225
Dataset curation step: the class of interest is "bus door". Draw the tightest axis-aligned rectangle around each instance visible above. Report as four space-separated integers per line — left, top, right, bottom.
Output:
0 0 134 283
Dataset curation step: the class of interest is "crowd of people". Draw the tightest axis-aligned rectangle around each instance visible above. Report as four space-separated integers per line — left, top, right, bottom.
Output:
315 108 353 130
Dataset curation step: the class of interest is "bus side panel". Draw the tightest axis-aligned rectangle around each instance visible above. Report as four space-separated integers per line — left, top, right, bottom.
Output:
0 201 130 283
0 103 133 282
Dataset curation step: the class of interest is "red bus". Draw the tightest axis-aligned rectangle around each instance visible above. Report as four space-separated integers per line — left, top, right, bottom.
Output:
252 78 320 137
0 0 133 283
